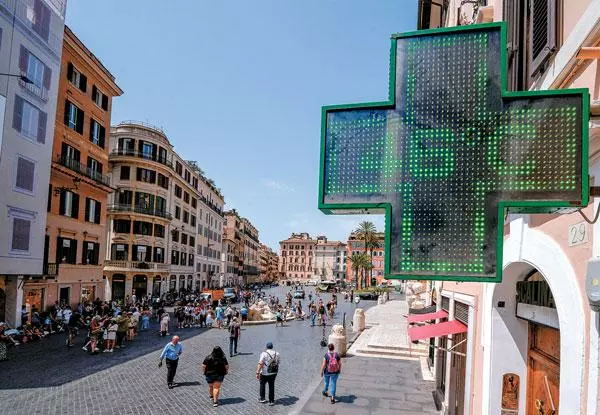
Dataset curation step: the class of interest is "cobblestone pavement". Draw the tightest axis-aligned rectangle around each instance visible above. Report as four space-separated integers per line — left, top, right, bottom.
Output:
0 287 372 415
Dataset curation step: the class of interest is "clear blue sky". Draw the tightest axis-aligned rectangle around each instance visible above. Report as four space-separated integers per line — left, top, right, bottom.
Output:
65 1 417 251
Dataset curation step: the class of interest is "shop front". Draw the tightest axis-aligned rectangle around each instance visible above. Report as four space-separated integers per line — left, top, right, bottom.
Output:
111 274 126 302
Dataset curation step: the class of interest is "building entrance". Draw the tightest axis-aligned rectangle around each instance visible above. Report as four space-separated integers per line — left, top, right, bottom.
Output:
133 275 148 299
527 323 560 415
112 275 126 302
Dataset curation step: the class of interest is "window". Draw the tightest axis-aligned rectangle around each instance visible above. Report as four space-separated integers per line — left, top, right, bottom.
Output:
87 157 103 178
83 242 99 265
191 197 197 208
189 236 195 247
172 230 179 243
183 191 189 204
192 177 198 189
136 167 156 184
89 119 105 148
85 197 101 224
132 244 152 262
184 170 191 183
157 173 169 189
183 210 189 224
11 217 31 252
29 0 51 41
59 190 79 218
171 249 179 265
174 185 182 198
13 95 46 142
158 147 168 164
15 156 35 193
19 46 50 99
120 166 130 180
156 196 167 214
181 233 188 245
175 206 181 220
57 237 77 264
118 137 135 155
113 219 131 233
118 190 133 205
67 63 87 92
189 253 194 264
154 224 165 238
133 221 153 236
64 100 84 134
134 192 155 211
140 141 154 160
180 252 187 266
111 243 128 261
190 215 196 227
91 85 108 110
175 161 182 175
154 247 164 263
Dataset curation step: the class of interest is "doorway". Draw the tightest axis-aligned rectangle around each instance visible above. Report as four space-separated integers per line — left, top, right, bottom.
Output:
133 275 148 299
112 275 126 302
59 287 70 306
152 276 161 297
527 323 560 414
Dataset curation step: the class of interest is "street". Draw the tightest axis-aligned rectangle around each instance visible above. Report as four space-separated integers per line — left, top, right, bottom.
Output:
0 287 372 415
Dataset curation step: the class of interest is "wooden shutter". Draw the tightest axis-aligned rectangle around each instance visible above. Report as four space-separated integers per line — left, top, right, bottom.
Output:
67 62 73 81
99 125 105 148
47 184 52 212
64 100 70 126
101 94 108 110
12 95 23 131
59 190 66 215
91 85 97 102
530 0 557 76
95 201 101 224
70 239 78 264
56 237 62 263
19 45 28 73
43 64 51 89
79 74 87 92
37 110 46 143
85 197 90 222
72 193 79 219
136 167 142 181
76 107 84 134
455 302 469 324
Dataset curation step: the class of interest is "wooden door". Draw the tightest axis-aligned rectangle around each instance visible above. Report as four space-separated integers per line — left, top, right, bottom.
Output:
527 324 560 415
452 331 467 415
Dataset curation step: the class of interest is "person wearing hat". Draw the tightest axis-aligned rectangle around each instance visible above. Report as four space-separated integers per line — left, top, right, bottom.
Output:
256 341 280 406
228 317 241 357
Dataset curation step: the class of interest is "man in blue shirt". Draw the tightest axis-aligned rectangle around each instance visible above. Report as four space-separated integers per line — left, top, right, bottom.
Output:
158 335 183 388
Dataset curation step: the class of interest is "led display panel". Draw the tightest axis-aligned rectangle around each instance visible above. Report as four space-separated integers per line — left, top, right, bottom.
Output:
319 23 588 282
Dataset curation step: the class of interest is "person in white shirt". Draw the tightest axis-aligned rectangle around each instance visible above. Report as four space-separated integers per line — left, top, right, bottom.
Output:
256 341 280 406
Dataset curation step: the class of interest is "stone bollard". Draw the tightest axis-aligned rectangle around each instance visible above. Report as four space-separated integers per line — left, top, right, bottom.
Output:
377 295 384 305
352 308 365 332
383 291 389 302
328 324 347 357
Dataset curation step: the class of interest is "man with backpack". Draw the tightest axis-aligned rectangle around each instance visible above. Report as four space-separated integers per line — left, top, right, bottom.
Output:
228 317 240 357
320 343 342 404
256 341 280 406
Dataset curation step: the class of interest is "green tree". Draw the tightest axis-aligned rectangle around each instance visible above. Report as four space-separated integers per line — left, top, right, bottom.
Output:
355 221 377 288
350 252 369 289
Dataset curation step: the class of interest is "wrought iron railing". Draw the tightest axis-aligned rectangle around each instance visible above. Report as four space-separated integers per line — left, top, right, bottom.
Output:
56 155 111 186
107 204 172 220
109 149 173 168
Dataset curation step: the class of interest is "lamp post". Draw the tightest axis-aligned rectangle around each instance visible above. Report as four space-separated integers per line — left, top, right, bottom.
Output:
0 73 34 84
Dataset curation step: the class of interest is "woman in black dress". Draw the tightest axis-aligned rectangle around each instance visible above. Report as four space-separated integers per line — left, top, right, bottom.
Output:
201 346 229 407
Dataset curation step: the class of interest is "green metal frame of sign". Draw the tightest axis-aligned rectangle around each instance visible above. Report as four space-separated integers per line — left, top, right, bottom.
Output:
318 22 589 283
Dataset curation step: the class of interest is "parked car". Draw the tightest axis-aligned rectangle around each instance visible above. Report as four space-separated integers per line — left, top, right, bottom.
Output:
223 287 237 302
293 289 306 299
357 291 379 301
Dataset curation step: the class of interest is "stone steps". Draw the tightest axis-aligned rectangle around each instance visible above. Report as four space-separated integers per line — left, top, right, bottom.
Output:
356 344 429 359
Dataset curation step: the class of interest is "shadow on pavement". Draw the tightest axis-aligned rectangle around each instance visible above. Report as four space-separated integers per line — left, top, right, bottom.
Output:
335 394 357 404
174 381 201 387
219 397 246 405
234 352 253 356
277 395 299 406
0 319 209 390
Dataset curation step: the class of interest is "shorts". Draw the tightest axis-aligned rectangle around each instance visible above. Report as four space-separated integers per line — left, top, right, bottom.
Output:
205 375 224 384
241 315 247 321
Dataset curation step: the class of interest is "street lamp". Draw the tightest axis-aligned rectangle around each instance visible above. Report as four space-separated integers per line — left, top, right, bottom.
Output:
0 73 34 84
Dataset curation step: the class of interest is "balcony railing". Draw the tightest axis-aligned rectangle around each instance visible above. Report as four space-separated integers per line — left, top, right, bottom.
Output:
19 72 49 102
104 260 169 271
43 262 57 276
109 149 173 168
0 0 63 55
200 195 224 217
56 155 111 187
108 204 172 220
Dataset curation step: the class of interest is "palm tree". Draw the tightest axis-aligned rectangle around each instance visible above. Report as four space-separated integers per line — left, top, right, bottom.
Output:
355 221 376 288
350 252 369 289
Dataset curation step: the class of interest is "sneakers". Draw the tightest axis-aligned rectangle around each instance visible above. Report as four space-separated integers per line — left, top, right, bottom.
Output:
322 391 329 397
269 402 275 406
108 349 114 353
82 346 88 351
331 397 336 404
168 383 173 389
103 349 109 353
213 401 219 407
258 399 267 404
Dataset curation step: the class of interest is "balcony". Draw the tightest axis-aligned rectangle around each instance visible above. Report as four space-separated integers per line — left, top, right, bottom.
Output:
0 0 63 55
56 155 111 187
107 204 172 220
19 72 49 102
200 195 224 217
109 149 172 169
104 260 169 272
43 262 57 276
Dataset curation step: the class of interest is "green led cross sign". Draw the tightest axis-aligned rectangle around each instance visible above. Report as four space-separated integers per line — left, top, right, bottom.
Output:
318 23 589 282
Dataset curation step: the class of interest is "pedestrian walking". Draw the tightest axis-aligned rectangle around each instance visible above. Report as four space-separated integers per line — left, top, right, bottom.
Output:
320 343 342 404
229 317 240 357
160 311 170 336
256 341 280 406
158 335 183 389
202 346 229 407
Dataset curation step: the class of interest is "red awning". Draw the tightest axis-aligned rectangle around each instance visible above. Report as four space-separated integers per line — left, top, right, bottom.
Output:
407 310 448 324
408 320 467 342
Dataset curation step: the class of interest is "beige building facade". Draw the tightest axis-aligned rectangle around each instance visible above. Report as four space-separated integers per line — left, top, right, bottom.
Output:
279 232 317 282
313 236 346 281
